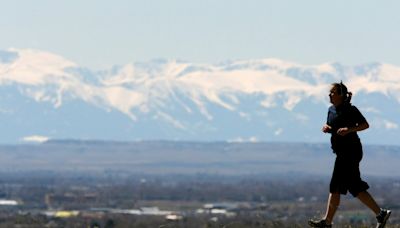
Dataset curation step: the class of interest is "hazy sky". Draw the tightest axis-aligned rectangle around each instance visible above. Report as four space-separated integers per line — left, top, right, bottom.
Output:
1 0 399 69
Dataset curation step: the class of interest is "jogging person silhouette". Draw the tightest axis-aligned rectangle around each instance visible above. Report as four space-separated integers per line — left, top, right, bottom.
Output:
308 82 391 228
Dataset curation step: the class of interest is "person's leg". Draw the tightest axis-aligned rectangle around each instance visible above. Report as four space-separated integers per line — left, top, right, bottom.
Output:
349 163 391 227
346 154 380 215
324 192 340 224
309 157 342 227
356 191 380 215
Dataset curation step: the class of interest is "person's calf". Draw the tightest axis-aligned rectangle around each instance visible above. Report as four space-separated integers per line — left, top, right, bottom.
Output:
356 191 380 215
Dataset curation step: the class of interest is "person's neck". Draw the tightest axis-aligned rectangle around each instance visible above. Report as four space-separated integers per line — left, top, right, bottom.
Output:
334 102 348 108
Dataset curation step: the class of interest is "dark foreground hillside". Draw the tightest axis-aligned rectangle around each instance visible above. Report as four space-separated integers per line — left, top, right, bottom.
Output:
0 141 399 227
0 172 399 227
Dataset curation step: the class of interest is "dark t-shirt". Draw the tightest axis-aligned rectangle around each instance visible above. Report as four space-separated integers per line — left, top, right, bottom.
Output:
327 103 367 154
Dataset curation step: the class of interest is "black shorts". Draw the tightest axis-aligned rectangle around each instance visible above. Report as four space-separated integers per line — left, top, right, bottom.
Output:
329 155 369 197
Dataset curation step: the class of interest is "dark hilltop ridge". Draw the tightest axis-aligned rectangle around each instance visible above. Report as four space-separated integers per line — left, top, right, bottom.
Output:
0 140 399 177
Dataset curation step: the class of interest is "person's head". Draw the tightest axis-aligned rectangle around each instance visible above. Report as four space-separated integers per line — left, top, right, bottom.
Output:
329 82 352 106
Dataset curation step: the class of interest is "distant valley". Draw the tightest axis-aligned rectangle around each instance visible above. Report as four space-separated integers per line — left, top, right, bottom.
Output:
1 140 399 177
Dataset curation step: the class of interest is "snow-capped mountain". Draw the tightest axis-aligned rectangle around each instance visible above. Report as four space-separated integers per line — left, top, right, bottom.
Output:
1 48 399 145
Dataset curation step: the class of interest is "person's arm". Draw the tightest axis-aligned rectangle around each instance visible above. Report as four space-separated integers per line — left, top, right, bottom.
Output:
323 109 333 133
322 124 332 133
337 121 369 136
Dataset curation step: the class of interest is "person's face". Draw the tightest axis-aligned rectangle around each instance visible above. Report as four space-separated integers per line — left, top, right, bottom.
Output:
329 86 344 106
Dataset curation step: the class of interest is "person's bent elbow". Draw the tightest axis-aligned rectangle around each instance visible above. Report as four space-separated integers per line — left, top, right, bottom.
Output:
360 122 369 131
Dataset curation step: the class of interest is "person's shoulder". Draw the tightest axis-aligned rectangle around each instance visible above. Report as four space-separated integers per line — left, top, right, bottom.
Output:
349 104 360 111
348 104 364 115
328 105 336 112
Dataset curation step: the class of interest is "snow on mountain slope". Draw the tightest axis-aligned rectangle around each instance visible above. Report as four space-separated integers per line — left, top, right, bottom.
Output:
0 49 145 119
100 58 331 121
0 48 77 85
0 48 399 144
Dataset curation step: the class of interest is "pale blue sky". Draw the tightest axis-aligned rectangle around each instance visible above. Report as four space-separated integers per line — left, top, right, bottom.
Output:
1 0 399 69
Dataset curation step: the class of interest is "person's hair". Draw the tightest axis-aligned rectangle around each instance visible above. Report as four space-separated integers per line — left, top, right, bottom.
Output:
332 81 352 104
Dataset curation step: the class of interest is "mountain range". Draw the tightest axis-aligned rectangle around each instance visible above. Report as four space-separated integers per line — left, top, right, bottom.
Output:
1 48 399 145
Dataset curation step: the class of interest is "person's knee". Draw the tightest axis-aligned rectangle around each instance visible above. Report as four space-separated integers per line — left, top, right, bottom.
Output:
331 192 340 198
354 190 366 198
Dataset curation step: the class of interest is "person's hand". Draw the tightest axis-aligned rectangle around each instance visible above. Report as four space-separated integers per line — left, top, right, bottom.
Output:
322 125 332 133
337 127 350 136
